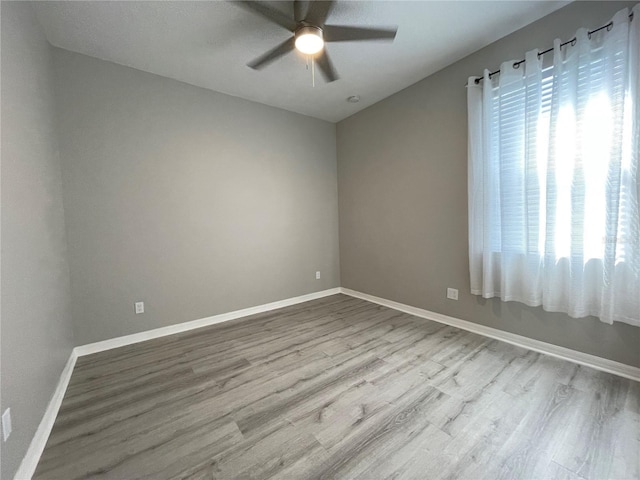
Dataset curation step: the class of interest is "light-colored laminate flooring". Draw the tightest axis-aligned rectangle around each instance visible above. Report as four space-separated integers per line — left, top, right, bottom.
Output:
34 294 639 480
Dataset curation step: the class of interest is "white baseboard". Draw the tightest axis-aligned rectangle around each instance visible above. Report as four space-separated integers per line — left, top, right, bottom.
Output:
13 349 78 480
340 287 640 382
74 288 342 357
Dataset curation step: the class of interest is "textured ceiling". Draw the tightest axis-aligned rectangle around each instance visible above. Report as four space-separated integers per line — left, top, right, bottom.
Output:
33 1 569 122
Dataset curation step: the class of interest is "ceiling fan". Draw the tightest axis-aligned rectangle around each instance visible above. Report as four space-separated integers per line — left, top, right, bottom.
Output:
236 0 397 83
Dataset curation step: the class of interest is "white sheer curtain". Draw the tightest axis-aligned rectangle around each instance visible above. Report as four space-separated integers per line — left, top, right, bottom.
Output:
467 5 639 326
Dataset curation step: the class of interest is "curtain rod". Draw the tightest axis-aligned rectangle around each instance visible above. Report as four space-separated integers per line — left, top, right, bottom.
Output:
473 11 634 85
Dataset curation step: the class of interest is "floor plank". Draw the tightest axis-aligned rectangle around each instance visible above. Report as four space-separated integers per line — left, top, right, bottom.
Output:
34 294 640 480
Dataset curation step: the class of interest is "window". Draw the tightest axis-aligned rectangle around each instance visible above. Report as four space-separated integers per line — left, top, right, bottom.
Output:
467 6 639 326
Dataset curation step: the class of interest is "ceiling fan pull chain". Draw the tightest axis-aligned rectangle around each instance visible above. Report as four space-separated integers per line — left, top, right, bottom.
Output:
312 56 315 88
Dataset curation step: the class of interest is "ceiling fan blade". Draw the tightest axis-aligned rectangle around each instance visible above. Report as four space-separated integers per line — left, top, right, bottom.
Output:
305 0 334 26
247 37 296 70
315 50 338 83
324 25 397 42
293 0 307 23
235 1 297 32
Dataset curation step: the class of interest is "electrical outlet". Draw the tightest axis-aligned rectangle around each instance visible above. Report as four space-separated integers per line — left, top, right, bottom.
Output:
316 271 321 280
2 408 12 442
135 301 144 314
447 288 459 300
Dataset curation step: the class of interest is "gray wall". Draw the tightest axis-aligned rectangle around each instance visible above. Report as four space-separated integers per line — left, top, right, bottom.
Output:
52 49 340 345
1 3 75 479
337 1 640 367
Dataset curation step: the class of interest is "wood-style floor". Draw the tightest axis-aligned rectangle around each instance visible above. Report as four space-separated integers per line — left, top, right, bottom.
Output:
35 294 639 480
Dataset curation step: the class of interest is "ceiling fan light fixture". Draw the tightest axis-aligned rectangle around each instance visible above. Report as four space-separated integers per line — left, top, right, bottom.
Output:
295 26 324 55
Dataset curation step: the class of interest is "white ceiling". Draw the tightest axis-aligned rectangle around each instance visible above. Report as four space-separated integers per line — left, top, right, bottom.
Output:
33 1 569 122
